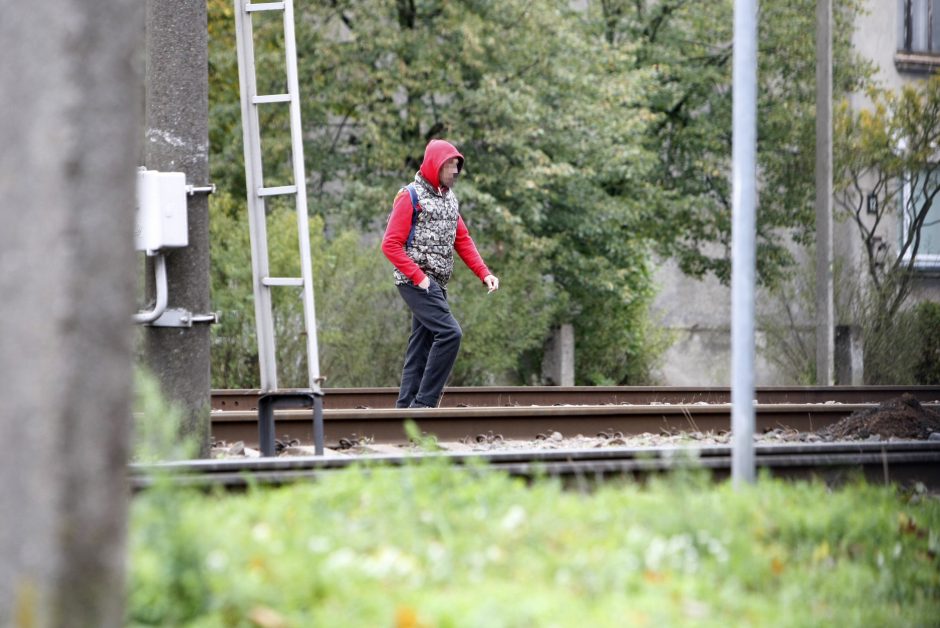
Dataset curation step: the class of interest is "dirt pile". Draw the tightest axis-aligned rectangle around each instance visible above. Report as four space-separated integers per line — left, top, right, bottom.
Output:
819 394 940 441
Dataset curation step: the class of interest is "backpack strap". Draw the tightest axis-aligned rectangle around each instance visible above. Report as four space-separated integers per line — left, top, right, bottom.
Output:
404 183 421 249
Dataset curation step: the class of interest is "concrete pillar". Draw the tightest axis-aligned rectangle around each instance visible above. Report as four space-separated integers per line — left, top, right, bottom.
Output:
0 1 144 626
142 0 212 455
815 0 835 385
542 324 575 386
835 325 864 385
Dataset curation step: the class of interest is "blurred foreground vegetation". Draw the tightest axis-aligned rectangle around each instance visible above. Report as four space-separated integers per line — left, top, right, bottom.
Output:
129 462 940 626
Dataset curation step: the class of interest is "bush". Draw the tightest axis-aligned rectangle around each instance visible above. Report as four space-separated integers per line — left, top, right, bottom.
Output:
913 300 940 385
132 368 198 462
128 464 940 626
863 300 940 385
448 257 561 385
209 193 411 388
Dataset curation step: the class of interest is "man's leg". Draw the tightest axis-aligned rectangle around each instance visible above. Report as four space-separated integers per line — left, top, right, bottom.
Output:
397 282 462 408
396 311 433 408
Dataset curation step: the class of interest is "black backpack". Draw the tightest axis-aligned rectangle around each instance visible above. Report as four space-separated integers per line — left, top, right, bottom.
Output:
393 183 421 248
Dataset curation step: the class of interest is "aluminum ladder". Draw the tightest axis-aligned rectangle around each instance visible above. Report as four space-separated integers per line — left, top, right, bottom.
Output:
233 0 324 455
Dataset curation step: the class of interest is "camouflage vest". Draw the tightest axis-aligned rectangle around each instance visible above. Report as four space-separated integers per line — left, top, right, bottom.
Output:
393 174 460 287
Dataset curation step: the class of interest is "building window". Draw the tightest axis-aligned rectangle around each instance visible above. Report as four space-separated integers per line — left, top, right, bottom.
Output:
901 168 940 270
898 0 940 54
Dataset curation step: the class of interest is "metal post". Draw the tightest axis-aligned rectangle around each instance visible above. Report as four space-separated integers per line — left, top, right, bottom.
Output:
143 0 212 455
133 254 168 324
313 395 325 456
257 392 325 457
283 0 323 392
815 0 835 386
233 1 327 453
258 398 276 457
0 1 143 623
233 0 323 395
233 0 278 391
731 0 759 486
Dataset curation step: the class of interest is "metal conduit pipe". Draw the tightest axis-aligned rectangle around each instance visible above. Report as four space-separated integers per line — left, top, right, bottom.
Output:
134 253 168 324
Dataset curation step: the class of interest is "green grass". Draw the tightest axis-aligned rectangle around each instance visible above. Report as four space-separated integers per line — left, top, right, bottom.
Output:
128 461 940 627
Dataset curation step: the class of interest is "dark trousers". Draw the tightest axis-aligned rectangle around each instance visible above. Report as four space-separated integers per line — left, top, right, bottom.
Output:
396 281 462 408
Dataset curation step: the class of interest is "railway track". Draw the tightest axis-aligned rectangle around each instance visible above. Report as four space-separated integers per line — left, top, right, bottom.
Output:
208 386 940 447
131 440 940 491
212 385 940 411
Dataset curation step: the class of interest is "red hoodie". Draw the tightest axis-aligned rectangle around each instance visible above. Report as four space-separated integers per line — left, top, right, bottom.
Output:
381 140 490 286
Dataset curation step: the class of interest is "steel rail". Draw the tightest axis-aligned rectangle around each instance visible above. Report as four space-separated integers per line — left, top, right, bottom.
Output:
211 385 940 411
208 402 940 448
130 440 940 491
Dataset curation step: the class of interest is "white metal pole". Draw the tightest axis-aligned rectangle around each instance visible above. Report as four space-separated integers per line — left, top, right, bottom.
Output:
731 0 758 486
234 0 279 391
283 0 323 393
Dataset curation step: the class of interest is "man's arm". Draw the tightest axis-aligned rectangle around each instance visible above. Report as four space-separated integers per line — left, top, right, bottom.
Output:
454 216 492 282
381 190 427 286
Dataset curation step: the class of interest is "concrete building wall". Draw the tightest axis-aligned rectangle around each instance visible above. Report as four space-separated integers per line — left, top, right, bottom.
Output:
651 256 800 386
846 0 940 299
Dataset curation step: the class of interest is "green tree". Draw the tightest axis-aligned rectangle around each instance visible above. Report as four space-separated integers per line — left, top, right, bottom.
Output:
208 0 664 385
594 0 871 287
912 301 940 385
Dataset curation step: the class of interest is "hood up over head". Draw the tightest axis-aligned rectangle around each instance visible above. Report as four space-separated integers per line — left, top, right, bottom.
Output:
419 139 464 189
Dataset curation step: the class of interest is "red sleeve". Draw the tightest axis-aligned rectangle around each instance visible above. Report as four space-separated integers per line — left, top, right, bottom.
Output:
454 215 491 282
381 190 427 285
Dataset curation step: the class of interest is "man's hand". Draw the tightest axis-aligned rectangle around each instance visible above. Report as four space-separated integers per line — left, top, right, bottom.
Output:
418 276 431 290
484 274 499 293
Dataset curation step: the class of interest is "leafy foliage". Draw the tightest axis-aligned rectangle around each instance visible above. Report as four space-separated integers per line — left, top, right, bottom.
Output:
132 368 199 462
834 77 940 383
205 0 871 387
913 301 940 385
447 262 560 385
210 191 409 388
128 464 940 626
855 298 940 386
834 77 940 316
207 0 664 386
596 0 870 287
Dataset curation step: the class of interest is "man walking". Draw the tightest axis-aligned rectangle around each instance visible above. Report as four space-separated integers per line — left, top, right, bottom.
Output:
381 139 499 408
